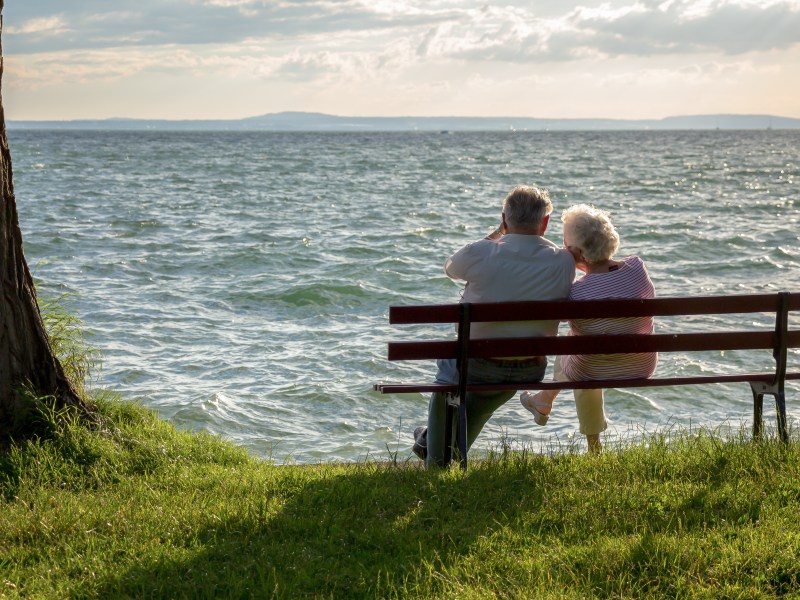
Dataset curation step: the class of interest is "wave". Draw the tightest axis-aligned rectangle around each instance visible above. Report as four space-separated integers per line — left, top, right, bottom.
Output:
263 282 373 307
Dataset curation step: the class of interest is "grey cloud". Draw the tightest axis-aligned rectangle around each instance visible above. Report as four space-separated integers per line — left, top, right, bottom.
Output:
5 0 800 60
3 0 446 54
583 2 800 56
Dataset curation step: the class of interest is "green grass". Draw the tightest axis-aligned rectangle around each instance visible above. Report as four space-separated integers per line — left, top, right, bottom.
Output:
39 292 101 398
4 292 799 597
2 400 800 599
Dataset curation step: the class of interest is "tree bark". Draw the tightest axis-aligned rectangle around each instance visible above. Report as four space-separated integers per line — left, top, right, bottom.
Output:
0 2 91 435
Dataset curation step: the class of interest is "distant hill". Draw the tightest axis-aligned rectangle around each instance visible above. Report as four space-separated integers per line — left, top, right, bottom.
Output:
8 112 800 131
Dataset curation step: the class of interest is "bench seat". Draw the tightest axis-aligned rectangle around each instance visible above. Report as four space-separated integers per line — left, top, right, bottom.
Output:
375 371 800 395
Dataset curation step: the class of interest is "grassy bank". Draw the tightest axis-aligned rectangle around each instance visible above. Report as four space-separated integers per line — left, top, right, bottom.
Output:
1 395 799 599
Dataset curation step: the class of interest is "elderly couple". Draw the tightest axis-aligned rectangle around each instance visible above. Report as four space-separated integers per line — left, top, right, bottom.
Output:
413 185 657 468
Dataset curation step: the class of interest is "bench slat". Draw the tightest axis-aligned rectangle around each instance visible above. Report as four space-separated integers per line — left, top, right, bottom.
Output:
389 304 460 324
374 371 800 394
388 331 800 361
389 293 800 324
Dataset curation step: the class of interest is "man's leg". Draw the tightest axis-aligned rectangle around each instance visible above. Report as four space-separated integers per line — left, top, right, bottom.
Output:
424 359 458 468
422 358 544 467
427 388 513 466
463 358 544 452
425 391 453 468
464 389 516 450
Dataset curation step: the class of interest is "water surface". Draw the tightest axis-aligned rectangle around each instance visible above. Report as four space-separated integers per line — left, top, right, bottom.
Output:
10 129 800 462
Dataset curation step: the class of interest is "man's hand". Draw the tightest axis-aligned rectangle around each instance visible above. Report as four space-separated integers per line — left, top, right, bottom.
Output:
485 223 505 240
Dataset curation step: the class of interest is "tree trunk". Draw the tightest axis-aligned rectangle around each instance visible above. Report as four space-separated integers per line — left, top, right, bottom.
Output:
0 2 91 435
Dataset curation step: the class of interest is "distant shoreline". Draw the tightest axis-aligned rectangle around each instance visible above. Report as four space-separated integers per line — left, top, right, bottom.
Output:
8 111 800 132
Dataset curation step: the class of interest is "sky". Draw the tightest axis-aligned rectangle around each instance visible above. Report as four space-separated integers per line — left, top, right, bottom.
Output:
2 0 800 121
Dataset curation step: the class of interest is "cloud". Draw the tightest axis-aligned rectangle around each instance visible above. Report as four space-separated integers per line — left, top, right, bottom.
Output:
4 15 70 36
6 0 800 63
3 1 443 53
7 48 173 89
575 0 800 56
441 0 800 63
4 0 800 100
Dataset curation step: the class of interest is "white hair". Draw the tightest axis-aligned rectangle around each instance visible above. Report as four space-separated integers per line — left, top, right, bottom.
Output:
561 204 620 263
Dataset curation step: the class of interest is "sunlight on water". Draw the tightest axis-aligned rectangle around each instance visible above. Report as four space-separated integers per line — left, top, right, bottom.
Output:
10 129 800 463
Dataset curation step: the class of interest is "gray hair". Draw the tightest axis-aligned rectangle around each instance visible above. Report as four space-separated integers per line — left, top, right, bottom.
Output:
502 185 553 229
561 204 620 263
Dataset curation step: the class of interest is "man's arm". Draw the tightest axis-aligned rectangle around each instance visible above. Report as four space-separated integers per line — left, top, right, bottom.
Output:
446 223 504 280
444 241 479 281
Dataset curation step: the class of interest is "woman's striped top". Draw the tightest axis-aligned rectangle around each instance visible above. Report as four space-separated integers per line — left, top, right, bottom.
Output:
561 256 658 381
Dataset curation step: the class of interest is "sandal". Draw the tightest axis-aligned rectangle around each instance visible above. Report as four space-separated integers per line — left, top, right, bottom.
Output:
520 391 552 426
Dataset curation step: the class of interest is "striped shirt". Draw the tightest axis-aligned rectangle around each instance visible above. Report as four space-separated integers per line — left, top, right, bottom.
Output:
561 256 658 381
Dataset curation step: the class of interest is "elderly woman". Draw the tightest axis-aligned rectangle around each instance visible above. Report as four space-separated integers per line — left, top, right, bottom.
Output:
520 204 657 452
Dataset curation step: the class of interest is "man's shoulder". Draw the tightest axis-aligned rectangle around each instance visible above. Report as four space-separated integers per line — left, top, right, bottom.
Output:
536 239 575 264
447 238 491 262
540 244 576 285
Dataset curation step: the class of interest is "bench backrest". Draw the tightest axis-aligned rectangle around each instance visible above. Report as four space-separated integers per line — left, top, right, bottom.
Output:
386 293 800 383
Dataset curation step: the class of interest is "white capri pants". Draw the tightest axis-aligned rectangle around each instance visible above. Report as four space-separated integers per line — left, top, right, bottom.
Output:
552 355 608 436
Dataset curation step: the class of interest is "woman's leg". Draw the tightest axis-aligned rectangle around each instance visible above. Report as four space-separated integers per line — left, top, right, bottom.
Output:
520 356 565 424
573 387 607 452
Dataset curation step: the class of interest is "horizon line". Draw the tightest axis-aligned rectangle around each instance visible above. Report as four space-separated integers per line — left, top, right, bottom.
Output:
7 110 800 123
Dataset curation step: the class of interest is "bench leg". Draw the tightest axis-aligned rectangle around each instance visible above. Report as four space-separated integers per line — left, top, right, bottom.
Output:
775 391 788 443
457 402 468 471
751 386 764 439
750 381 788 442
443 395 455 465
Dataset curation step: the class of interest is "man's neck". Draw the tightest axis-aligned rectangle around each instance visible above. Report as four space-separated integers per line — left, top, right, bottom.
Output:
505 226 545 236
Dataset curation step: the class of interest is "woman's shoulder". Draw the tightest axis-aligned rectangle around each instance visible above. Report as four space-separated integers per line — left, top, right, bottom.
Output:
621 255 656 296
569 255 654 300
621 255 645 267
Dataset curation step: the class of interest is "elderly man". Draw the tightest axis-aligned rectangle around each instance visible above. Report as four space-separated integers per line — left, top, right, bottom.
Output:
415 185 575 468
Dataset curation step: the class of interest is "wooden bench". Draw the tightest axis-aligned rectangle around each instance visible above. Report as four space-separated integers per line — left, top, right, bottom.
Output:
374 292 800 469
